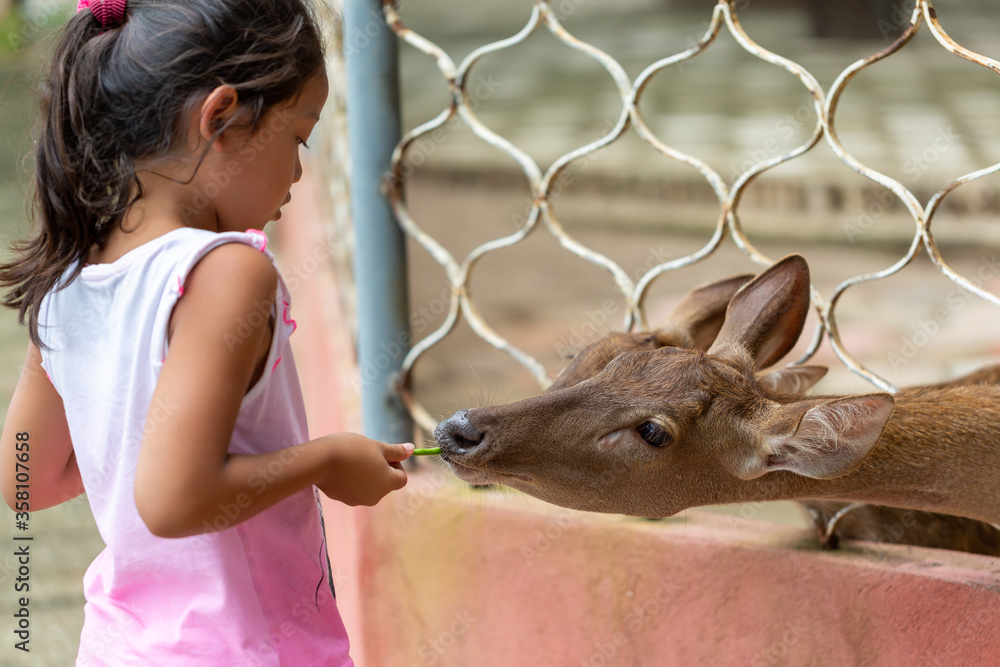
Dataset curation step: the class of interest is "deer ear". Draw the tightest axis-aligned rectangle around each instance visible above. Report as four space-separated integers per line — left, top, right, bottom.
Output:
665 273 755 350
756 365 828 395
707 255 812 370
738 394 895 480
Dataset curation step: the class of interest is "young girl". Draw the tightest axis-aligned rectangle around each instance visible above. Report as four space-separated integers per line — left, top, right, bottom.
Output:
0 0 412 664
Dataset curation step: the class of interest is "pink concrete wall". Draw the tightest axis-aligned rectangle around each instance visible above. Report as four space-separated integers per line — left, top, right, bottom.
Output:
278 174 1000 667
356 481 1000 666
276 173 371 667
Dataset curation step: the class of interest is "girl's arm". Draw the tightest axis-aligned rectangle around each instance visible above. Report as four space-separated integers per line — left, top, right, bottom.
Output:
134 242 410 538
1 343 85 511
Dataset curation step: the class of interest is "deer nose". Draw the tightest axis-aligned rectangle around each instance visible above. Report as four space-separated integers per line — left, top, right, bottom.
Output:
435 410 484 451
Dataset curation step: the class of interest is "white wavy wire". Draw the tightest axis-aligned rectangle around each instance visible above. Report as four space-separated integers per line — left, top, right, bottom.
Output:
381 0 1000 432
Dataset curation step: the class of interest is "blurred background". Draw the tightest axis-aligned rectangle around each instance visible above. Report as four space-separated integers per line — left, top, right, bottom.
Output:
4 0 1000 662
394 0 1000 415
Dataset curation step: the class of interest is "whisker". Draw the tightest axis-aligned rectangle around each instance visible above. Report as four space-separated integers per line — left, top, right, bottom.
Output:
470 363 496 409
449 364 484 410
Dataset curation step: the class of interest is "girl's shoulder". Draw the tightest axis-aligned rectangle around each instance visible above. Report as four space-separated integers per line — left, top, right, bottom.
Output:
169 227 272 259
156 228 280 330
161 227 275 284
77 227 275 285
41 227 280 342
181 235 279 303
36 229 282 380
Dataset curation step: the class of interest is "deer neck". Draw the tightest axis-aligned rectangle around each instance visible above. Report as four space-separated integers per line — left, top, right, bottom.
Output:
760 386 1000 524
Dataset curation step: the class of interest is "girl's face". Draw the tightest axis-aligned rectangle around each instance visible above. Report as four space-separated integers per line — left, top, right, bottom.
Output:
211 71 329 232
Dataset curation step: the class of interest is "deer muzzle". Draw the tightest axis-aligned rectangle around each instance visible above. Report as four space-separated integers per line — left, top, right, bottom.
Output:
434 410 535 484
435 410 484 452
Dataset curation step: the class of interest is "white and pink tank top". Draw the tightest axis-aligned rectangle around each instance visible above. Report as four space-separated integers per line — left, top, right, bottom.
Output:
38 227 352 666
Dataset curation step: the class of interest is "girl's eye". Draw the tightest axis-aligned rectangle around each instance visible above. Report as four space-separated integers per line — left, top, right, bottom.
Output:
636 421 671 447
297 139 310 149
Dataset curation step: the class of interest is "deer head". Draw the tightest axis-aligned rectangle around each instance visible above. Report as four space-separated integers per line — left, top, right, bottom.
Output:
435 255 896 517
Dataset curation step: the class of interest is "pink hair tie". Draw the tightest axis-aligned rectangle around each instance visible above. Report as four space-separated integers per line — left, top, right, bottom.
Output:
77 0 129 31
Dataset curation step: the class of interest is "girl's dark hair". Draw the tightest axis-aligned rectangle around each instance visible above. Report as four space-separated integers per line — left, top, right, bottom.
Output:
0 0 326 346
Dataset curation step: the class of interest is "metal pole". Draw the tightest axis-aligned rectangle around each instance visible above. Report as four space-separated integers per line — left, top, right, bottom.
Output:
342 0 413 444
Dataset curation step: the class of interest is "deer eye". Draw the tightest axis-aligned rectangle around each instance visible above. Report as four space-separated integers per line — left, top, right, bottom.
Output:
636 421 671 447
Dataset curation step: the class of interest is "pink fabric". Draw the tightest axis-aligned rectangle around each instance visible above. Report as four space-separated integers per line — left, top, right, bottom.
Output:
282 300 298 332
246 227 270 253
37 228 353 666
78 0 128 30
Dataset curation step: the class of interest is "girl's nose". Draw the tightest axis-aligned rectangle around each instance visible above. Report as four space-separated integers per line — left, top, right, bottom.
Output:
293 152 303 183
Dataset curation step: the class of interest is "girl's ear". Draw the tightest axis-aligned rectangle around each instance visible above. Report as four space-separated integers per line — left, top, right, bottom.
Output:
198 85 241 150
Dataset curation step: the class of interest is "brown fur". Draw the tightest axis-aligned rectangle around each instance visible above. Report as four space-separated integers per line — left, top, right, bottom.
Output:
436 257 1000 551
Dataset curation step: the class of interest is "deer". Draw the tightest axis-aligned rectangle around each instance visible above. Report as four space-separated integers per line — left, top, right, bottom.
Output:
798 355 1000 555
435 254 1000 542
538 267 1000 556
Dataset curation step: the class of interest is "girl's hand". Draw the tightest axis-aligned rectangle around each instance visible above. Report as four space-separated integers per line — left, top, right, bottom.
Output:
317 435 412 506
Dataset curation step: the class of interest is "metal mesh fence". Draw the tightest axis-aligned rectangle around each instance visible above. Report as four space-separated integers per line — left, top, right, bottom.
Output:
381 0 1000 432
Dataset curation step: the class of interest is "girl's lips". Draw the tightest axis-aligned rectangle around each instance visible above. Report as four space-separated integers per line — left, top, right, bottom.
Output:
271 195 292 221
